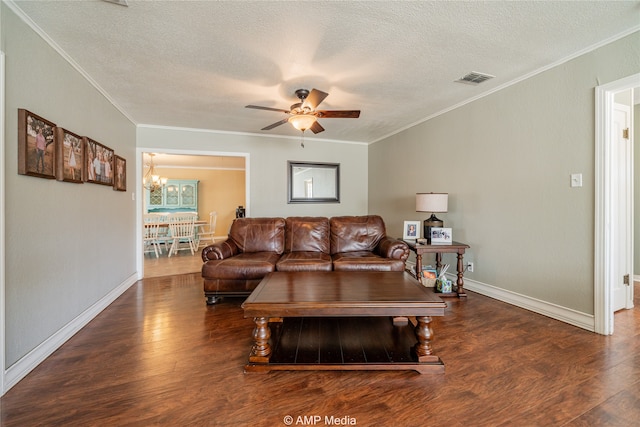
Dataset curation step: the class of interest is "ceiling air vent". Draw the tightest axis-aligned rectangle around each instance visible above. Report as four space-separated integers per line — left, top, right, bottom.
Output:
455 71 495 85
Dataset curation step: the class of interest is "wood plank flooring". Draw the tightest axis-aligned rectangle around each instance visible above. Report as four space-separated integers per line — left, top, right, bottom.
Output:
1 274 638 426
143 249 203 278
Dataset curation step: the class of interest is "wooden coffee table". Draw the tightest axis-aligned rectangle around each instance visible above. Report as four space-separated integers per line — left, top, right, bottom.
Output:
241 271 447 374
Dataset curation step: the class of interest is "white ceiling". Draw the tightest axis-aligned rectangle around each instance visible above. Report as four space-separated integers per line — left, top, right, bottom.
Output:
9 0 640 144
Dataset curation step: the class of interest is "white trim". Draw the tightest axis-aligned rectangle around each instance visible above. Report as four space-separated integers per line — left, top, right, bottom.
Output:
2 273 138 393
135 146 251 278
136 123 369 146
595 73 640 335
155 166 245 172
371 27 640 144
3 0 137 126
452 276 595 332
407 261 595 331
1 50 7 396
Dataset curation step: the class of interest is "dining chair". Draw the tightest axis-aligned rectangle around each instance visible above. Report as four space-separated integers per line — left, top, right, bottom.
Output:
143 214 163 258
167 212 197 257
153 212 171 251
197 211 217 248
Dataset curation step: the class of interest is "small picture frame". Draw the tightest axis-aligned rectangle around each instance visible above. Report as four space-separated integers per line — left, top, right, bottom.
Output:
113 155 127 192
85 138 114 186
18 109 57 179
55 127 84 183
431 227 452 244
403 220 421 240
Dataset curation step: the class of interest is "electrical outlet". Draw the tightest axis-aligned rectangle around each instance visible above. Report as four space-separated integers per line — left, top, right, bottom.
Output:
467 262 474 272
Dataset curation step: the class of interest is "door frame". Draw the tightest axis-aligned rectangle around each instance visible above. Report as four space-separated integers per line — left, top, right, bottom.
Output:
1 51 6 396
594 73 638 335
135 147 250 279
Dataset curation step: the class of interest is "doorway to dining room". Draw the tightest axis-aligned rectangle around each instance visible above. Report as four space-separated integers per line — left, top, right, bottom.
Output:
140 151 248 278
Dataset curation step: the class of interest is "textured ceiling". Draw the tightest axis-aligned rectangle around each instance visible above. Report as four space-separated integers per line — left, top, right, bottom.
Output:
8 0 640 144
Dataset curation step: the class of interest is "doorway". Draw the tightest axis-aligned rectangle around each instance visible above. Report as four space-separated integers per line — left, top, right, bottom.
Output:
137 149 249 279
594 73 639 335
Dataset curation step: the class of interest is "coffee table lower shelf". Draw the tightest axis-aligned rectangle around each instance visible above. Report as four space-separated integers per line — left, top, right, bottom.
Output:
244 316 444 374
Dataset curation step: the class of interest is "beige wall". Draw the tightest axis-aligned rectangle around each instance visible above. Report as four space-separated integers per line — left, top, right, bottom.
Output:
369 31 640 315
151 166 245 236
2 4 137 367
137 127 369 218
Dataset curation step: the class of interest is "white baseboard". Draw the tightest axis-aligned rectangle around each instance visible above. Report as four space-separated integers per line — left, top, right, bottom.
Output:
3 273 138 393
407 261 596 331
447 274 595 332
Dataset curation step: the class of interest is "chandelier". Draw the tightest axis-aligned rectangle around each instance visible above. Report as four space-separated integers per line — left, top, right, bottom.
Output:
143 153 168 191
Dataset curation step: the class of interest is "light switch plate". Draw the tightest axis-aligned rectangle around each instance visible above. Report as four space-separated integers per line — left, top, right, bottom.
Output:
570 173 583 188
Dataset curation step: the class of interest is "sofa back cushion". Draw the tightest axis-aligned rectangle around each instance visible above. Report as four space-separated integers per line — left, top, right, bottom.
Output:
229 217 286 254
330 215 386 255
284 217 330 253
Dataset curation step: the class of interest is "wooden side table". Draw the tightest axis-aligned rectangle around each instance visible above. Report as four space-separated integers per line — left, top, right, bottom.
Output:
404 240 470 298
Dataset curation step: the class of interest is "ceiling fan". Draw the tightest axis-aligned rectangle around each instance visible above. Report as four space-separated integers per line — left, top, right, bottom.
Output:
245 88 360 135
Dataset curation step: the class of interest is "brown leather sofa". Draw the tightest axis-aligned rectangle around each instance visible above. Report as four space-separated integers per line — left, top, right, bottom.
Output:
201 215 409 304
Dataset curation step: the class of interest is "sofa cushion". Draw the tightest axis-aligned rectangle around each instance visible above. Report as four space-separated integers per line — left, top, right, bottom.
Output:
229 217 285 254
332 251 406 272
330 215 386 254
284 216 330 253
276 251 333 272
201 252 281 280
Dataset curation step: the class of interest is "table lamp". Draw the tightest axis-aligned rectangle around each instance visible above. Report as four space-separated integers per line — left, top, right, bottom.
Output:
416 192 448 242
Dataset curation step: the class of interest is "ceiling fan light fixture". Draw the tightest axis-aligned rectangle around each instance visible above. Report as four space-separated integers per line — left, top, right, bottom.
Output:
288 114 317 132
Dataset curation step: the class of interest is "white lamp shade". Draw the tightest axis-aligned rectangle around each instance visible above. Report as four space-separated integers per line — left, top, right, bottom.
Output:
288 114 317 131
416 193 448 212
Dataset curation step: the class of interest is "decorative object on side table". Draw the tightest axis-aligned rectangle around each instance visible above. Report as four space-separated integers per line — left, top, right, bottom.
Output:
416 192 448 243
403 220 421 240
430 227 452 244
403 239 470 297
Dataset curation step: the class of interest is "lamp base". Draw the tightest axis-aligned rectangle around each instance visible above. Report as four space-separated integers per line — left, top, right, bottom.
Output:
423 214 444 243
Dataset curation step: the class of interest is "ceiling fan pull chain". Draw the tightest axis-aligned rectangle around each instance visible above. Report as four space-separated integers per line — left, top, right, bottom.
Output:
300 131 305 148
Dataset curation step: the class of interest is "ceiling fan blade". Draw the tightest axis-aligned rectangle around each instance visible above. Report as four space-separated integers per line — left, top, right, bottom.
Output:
309 121 325 134
261 118 289 131
246 105 290 114
316 110 360 118
302 89 329 110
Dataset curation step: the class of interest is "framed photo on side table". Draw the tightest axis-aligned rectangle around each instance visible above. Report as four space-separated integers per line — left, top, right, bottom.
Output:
403 220 421 240
431 227 452 244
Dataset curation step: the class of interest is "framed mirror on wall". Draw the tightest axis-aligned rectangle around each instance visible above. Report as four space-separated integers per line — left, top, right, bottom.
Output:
288 161 340 203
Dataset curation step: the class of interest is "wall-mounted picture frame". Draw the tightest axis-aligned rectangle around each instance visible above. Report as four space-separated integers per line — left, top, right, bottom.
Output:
54 127 84 183
113 155 126 192
403 220 421 240
18 109 57 179
287 161 340 204
84 137 114 186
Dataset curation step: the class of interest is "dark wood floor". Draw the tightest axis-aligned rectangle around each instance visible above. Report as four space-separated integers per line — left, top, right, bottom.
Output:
1 274 638 427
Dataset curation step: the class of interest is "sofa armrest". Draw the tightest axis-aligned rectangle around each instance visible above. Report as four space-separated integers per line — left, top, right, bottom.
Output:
201 240 240 261
375 237 410 261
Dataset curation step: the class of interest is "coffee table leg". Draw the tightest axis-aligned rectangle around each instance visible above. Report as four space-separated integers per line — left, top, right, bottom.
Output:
249 316 271 363
414 316 439 363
